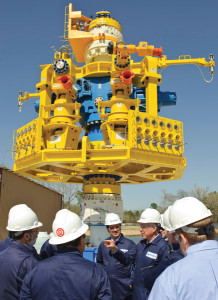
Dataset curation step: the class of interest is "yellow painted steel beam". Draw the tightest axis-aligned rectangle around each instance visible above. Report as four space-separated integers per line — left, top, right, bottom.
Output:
158 55 215 69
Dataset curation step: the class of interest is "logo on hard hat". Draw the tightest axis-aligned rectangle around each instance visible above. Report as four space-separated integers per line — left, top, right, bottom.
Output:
56 228 64 237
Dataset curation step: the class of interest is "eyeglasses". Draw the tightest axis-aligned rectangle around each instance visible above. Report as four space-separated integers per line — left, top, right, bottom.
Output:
108 225 121 230
139 224 155 229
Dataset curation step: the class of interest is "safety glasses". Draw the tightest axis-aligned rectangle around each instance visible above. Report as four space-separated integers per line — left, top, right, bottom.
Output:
108 225 121 230
139 224 155 229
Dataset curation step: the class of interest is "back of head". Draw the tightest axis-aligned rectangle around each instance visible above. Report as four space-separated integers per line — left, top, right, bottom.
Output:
169 197 215 245
137 208 161 224
49 209 88 245
6 204 42 233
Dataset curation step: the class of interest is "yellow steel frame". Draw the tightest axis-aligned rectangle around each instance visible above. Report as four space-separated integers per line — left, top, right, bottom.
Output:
12 4 214 195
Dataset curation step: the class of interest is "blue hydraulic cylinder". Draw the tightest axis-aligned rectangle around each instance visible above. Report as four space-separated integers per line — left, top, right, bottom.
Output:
157 86 177 110
34 93 56 113
132 86 177 112
34 99 40 113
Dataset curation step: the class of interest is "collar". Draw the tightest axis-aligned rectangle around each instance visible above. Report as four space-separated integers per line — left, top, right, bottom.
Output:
109 233 124 244
11 240 33 253
186 240 218 256
141 233 162 246
56 247 82 256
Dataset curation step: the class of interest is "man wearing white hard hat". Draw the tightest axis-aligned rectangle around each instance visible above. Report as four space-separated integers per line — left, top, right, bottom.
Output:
149 197 218 300
0 204 42 299
132 208 171 300
161 206 183 264
20 209 112 300
97 213 136 300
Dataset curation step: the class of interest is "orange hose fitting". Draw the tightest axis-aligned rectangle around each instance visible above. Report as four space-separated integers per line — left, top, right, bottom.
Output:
120 70 135 85
153 46 162 58
57 75 72 89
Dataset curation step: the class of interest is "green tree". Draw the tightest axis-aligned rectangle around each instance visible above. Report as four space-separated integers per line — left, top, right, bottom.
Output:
150 203 157 209
40 181 82 215
158 186 217 222
123 209 143 223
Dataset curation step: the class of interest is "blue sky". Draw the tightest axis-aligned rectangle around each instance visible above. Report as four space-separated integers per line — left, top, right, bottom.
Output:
1 0 217 210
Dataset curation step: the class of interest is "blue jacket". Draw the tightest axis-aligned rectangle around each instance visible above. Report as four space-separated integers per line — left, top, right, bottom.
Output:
20 247 112 300
168 248 184 265
133 234 171 300
0 240 39 299
40 239 58 259
0 237 41 260
0 236 11 251
96 234 136 300
149 240 218 300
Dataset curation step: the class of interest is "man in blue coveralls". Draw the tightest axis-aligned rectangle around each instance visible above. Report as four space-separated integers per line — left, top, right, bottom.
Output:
161 206 184 264
132 208 171 300
149 197 218 300
39 236 57 259
20 209 112 300
0 230 41 260
0 204 42 299
97 213 136 300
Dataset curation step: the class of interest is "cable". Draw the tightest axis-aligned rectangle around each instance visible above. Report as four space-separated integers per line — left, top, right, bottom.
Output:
158 64 214 83
194 64 214 83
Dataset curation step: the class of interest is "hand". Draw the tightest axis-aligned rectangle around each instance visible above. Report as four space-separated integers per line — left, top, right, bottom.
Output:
104 240 118 252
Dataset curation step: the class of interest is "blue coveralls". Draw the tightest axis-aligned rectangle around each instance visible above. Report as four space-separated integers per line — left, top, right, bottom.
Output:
0 236 41 260
96 233 136 300
0 240 39 299
133 234 171 300
20 248 112 300
20 247 112 300
149 240 218 300
0 236 11 251
168 248 184 265
40 238 58 259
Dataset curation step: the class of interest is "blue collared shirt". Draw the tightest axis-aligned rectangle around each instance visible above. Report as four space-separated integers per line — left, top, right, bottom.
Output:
149 240 218 300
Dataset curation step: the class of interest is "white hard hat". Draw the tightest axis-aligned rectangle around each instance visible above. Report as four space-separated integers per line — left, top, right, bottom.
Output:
49 209 88 245
105 213 121 226
169 197 212 231
6 204 42 232
137 208 161 224
162 206 174 233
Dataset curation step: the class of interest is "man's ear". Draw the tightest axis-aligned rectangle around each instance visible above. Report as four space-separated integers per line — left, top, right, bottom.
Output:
153 225 158 233
180 233 189 246
79 236 84 247
23 232 31 241
179 233 190 254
